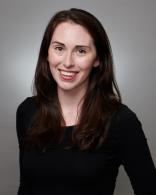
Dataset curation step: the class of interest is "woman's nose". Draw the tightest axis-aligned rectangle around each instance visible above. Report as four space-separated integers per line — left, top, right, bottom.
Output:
63 52 74 68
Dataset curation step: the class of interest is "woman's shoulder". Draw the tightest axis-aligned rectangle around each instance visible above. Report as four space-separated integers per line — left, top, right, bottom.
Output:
17 96 38 114
17 96 37 108
111 103 145 141
117 103 139 122
16 96 38 128
16 96 38 144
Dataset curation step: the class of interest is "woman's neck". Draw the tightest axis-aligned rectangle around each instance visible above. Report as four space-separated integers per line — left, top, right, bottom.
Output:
57 87 86 126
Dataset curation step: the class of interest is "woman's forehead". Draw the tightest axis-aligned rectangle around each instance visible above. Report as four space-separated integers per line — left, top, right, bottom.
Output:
51 22 94 46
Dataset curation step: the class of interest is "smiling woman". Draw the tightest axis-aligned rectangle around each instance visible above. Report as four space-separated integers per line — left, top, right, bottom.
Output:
16 8 156 195
48 22 99 95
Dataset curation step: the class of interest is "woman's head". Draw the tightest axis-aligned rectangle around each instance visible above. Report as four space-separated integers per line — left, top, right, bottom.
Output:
47 21 99 94
34 8 118 99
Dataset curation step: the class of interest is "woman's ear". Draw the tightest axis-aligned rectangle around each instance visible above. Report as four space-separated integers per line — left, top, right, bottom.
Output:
93 57 100 67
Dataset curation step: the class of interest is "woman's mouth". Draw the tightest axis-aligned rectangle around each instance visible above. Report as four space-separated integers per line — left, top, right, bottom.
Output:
59 70 79 81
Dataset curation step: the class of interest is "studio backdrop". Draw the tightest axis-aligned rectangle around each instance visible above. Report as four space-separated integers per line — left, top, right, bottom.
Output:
0 0 156 195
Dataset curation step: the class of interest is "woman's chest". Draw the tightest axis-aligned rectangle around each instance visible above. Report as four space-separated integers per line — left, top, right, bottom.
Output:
22 144 120 186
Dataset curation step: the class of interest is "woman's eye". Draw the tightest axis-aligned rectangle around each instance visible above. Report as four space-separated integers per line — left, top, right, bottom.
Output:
77 49 87 55
55 47 63 52
53 46 64 55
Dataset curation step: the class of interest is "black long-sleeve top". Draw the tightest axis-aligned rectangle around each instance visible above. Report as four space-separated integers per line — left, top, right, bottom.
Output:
16 96 156 195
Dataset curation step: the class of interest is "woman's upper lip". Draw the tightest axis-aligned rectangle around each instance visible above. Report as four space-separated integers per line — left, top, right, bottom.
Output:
58 69 79 73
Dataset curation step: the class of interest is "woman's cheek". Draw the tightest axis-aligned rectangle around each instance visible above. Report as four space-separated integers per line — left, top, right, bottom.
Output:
49 55 62 67
78 58 95 70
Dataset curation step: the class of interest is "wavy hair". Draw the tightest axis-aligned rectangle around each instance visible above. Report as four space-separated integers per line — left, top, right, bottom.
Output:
26 8 121 151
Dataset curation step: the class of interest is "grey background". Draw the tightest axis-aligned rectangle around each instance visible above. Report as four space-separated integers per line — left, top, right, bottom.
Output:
0 0 156 194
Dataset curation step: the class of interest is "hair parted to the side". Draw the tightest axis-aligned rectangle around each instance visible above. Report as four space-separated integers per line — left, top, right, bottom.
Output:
25 8 121 151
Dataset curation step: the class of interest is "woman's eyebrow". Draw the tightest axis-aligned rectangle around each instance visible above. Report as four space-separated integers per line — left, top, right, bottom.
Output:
51 41 91 49
51 41 65 46
75 45 90 49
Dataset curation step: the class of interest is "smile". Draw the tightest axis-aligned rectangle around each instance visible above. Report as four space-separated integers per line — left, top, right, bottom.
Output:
59 69 79 81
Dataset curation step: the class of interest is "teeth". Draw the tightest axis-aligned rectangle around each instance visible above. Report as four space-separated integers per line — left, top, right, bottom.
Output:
60 70 77 76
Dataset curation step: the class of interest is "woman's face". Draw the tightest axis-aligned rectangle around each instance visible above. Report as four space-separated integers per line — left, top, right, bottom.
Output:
48 21 99 94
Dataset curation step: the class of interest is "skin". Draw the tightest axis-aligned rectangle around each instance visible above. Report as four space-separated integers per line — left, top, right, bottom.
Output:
47 21 99 125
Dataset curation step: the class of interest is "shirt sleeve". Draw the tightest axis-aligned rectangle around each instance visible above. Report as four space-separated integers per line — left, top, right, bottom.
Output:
118 106 156 195
16 100 33 195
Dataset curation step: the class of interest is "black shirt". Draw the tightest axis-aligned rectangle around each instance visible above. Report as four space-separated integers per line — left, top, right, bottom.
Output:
16 97 156 195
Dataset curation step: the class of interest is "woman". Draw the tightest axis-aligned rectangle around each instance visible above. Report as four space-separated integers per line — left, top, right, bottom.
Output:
16 8 156 195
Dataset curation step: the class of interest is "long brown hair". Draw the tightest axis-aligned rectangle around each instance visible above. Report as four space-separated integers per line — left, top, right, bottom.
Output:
27 8 121 151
